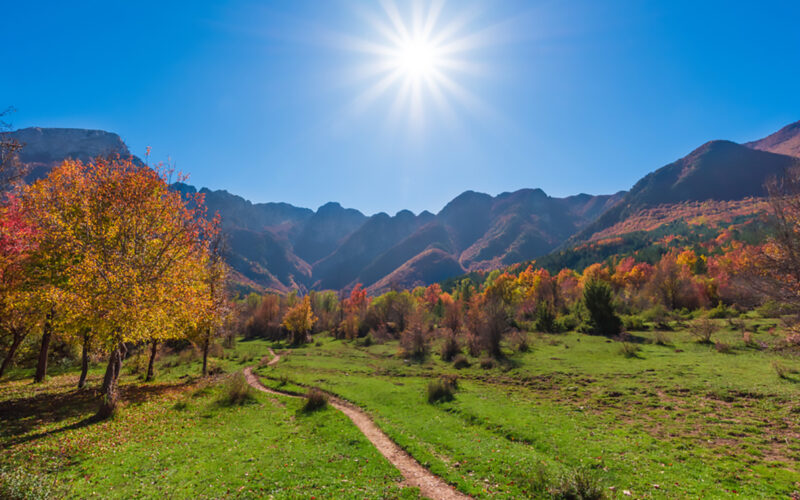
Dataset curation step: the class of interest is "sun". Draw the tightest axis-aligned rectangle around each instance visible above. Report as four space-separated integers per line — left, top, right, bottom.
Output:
393 37 441 80
337 0 493 129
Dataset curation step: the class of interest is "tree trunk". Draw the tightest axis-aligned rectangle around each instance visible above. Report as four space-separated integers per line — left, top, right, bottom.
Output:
78 332 90 389
97 343 126 419
202 330 210 377
145 339 157 382
34 309 54 383
0 328 25 378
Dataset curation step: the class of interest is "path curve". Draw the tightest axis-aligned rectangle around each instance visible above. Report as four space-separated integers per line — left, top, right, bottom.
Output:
244 350 471 500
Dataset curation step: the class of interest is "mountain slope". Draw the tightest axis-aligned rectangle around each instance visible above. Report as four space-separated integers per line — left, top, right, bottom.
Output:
572 140 800 243
745 120 800 158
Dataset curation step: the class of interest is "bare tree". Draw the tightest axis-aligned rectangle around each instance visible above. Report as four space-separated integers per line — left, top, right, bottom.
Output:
0 107 25 191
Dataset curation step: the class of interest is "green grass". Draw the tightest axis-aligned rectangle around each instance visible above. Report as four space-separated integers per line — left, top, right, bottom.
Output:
258 321 800 498
2 321 799 499
0 341 419 499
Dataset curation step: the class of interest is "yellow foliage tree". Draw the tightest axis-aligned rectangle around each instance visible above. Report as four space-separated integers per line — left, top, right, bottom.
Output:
282 295 316 346
23 156 216 417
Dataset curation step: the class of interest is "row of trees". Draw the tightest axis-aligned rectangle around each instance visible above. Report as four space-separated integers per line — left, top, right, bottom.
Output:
236 179 800 356
0 154 229 417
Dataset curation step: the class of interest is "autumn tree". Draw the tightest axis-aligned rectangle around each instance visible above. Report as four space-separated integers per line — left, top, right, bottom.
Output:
282 295 316 346
0 195 37 377
197 228 230 378
23 156 215 417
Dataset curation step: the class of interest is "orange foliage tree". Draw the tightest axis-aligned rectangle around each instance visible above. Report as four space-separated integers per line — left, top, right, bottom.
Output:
23 157 216 417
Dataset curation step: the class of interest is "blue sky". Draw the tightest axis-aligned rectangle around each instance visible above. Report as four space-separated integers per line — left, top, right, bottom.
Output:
3 0 799 215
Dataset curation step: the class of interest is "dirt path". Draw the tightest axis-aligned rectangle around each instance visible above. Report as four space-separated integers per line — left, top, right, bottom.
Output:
243 350 471 500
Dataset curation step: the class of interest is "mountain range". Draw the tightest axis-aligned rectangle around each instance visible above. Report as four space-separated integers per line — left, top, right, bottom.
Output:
5 120 800 293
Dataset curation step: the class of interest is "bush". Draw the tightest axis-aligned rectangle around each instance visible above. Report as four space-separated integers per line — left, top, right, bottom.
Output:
452 354 470 369
652 330 671 346
708 301 735 319
714 342 732 354
555 313 580 333
302 388 328 412
360 333 374 347
619 342 640 358
641 304 672 330
216 372 257 406
479 357 495 369
0 466 63 500
551 467 605 500
439 329 461 362
757 300 791 318
125 352 149 376
534 301 557 333
583 280 621 336
689 318 718 344
427 375 457 403
621 314 648 332
510 330 530 352
465 331 482 357
400 316 429 360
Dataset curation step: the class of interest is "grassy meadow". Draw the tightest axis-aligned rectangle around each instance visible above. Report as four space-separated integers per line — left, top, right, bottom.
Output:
1 317 799 499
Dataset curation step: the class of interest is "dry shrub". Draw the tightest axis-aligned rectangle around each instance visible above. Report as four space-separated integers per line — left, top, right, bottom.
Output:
714 342 732 353
653 330 671 346
479 357 495 369
551 467 605 500
178 347 200 364
510 330 530 352
465 331 482 357
427 375 458 403
303 388 328 412
452 354 470 369
439 328 461 361
217 372 256 406
689 318 718 344
208 343 225 358
619 342 640 358
400 312 429 360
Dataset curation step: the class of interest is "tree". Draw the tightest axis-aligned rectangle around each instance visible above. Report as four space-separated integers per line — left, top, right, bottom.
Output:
23 156 215 417
0 107 25 191
197 229 230 377
0 195 38 377
583 279 621 336
282 295 316 346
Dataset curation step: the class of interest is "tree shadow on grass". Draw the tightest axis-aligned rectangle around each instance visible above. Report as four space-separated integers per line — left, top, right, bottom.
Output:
1 380 194 447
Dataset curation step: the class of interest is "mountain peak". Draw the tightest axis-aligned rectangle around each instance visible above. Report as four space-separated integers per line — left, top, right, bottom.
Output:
744 119 800 158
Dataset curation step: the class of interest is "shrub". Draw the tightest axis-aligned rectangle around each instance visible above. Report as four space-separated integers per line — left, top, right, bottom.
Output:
427 375 457 403
125 352 149 376
510 330 530 352
302 388 328 412
534 301 557 333
621 314 648 332
708 301 735 319
360 333 374 347
619 342 640 358
465 331 482 357
757 300 790 318
551 467 605 500
714 342 732 353
217 372 257 406
400 314 429 360
653 330 671 346
452 354 470 369
439 329 461 361
641 304 672 330
555 313 580 332
178 347 199 365
689 318 718 344
583 280 621 336
479 357 495 369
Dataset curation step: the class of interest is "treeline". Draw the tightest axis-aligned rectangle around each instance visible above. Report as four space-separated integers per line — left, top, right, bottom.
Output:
238 201 800 357
0 155 229 417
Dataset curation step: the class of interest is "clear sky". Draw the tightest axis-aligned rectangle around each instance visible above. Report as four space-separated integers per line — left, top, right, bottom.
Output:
3 0 799 215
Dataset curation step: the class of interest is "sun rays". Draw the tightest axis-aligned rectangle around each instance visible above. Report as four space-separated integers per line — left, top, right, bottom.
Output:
339 0 493 131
